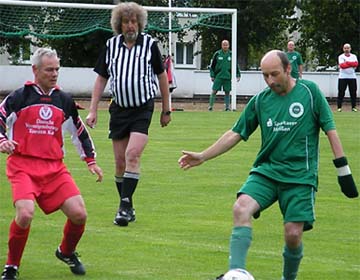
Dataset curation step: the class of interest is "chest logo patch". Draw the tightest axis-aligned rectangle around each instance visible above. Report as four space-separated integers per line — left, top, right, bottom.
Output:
289 102 304 118
39 105 53 120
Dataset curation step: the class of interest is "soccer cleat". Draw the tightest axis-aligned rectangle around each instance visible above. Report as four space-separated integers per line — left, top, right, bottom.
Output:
337 108 342 112
1 265 18 280
114 208 136 227
352 107 357 112
225 108 230 111
215 274 224 280
208 106 213 111
55 247 86 275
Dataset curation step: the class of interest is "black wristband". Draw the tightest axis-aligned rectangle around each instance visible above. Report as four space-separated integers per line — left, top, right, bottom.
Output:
333 156 348 168
161 111 171 116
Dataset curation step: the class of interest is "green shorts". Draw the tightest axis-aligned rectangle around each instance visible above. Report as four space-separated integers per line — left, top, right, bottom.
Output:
212 78 231 93
238 173 316 231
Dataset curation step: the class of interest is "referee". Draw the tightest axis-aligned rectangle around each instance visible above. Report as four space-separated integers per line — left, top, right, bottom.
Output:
86 2 171 227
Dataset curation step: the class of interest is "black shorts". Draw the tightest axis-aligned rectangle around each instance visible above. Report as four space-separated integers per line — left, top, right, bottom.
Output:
108 99 154 140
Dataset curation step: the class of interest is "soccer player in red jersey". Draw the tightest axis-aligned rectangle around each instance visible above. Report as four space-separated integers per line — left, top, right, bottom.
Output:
0 48 103 279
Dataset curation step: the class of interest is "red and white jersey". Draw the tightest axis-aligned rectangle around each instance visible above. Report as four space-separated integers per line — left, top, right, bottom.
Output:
338 53 358 79
0 82 96 165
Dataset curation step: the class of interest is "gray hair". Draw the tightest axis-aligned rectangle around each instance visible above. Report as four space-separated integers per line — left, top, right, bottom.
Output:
31 48 58 67
111 2 148 35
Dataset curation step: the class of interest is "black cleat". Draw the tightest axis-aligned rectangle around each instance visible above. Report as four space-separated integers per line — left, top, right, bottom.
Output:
55 247 86 275
1 265 18 280
114 208 136 227
215 274 224 280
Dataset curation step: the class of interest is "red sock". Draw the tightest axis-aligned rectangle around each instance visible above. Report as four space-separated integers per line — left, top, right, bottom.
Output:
59 219 85 256
7 220 30 267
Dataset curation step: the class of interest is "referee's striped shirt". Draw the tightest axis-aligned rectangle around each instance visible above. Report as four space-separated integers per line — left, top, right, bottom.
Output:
94 33 165 108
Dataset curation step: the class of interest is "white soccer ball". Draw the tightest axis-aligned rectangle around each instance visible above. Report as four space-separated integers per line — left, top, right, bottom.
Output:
222 268 255 280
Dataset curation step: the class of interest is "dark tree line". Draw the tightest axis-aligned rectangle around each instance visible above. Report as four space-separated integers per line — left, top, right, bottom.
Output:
1 0 359 70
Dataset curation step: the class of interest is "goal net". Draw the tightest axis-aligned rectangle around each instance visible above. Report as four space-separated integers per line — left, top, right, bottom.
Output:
0 0 238 109
0 0 232 38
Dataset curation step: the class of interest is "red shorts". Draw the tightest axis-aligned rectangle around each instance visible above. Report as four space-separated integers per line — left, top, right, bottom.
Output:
6 155 81 214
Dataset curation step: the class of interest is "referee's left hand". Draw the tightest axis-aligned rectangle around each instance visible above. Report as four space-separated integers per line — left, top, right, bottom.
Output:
160 114 171 127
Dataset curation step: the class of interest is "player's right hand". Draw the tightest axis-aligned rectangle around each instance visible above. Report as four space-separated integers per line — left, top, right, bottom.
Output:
0 140 18 154
178 150 204 170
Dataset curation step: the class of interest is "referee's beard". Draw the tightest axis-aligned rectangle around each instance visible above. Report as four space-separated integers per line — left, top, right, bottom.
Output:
124 32 138 43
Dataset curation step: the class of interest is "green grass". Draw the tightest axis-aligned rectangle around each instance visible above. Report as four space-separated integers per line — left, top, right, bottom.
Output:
0 109 359 280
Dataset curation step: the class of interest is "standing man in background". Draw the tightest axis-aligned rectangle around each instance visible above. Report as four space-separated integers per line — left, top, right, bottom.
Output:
0 47 103 279
208 40 241 111
337 43 358 112
286 40 303 79
86 2 171 227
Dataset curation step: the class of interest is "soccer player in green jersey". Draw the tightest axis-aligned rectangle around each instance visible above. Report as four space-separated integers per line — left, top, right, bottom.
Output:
208 40 241 111
179 50 358 280
286 40 303 79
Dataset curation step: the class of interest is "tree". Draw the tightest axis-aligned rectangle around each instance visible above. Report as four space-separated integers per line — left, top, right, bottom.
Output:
190 0 297 69
297 0 360 68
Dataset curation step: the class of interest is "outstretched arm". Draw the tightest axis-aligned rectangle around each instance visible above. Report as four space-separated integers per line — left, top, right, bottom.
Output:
178 130 242 170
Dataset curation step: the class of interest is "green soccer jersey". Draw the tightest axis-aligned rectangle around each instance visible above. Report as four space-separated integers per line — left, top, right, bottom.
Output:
286 51 303 79
209 49 241 80
232 79 335 188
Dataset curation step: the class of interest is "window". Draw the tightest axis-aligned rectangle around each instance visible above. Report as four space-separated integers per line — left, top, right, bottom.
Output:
175 42 195 68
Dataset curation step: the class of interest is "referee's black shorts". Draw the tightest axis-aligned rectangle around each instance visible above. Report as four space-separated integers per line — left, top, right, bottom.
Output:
108 99 154 140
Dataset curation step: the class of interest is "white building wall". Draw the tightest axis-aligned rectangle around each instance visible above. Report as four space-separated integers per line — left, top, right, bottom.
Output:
0 65 359 100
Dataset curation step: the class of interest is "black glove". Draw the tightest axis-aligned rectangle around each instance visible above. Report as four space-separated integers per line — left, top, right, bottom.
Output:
333 157 358 198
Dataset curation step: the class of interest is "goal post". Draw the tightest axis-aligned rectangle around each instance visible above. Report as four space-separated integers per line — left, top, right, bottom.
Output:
0 0 238 110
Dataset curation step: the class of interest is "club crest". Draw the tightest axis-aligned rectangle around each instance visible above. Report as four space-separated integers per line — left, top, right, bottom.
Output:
39 105 53 120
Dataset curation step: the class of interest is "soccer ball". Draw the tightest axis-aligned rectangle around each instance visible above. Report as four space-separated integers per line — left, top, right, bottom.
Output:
222 268 255 280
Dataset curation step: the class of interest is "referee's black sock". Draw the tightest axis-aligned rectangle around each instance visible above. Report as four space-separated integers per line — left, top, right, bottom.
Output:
115 175 123 208
120 171 140 209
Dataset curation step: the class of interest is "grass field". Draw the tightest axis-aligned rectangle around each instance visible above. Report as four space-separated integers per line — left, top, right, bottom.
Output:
0 108 359 280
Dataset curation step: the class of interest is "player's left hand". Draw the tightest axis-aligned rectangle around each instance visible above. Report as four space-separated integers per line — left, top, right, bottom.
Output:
160 113 171 127
88 164 103 182
333 157 358 198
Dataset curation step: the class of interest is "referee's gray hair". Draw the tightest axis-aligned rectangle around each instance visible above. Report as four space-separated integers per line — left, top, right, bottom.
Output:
31 48 58 67
111 2 148 35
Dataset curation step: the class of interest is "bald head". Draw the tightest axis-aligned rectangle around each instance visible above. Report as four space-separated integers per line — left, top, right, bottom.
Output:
260 50 293 95
343 43 351 54
287 41 295 52
221 40 230 52
261 50 289 72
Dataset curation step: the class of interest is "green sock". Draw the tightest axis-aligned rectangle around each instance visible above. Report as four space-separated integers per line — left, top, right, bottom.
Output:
282 243 303 280
229 226 252 269
224 93 230 109
209 93 216 107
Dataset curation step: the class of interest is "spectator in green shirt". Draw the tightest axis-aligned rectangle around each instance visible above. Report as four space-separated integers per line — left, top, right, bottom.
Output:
209 40 241 111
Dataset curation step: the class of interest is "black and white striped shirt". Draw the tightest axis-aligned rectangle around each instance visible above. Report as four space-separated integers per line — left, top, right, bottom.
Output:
94 33 164 108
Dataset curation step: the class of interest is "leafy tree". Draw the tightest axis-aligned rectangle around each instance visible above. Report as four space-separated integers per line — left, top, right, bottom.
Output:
297 0 360 68
189 0 297 69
